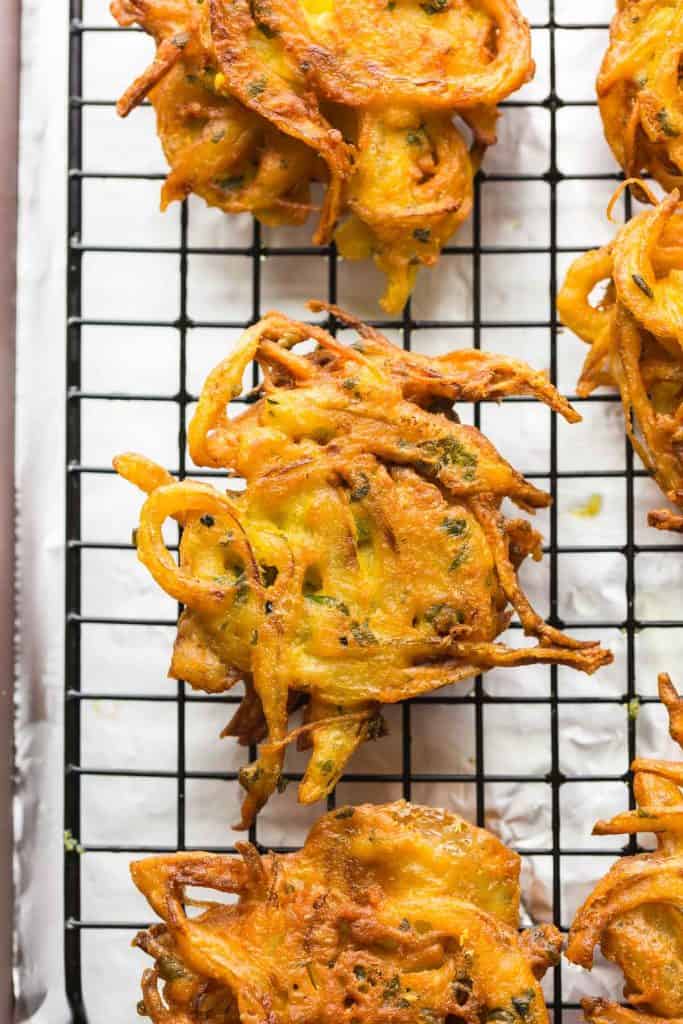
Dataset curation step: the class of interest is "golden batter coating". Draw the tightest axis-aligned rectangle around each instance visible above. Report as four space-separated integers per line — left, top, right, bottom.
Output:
130 801 562 1024
567 674 683 1024
114 305 612 827
598 1 683 192
558 184 683 532
111 0 534 311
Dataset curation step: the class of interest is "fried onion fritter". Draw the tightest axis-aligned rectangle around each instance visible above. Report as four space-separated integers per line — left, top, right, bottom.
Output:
567 674 683 1024
598 1 683 192
114 304 612 827
557 184 683 532
111 0 534 311
131 801 563 1024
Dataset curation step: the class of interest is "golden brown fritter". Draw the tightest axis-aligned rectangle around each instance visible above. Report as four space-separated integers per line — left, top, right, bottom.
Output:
567 674 683 1024
131 801 562 1024
111 0 534 311
558 184 683 532
112 0 325 228
114 304 612 827
598 1 683 192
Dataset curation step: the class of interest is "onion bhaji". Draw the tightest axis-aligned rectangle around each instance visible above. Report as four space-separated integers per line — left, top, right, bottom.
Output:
598 1 683 191
111 0 534 312
114 304 612 827
130 800 563 1024
558 185 683 532
567 674 683 1024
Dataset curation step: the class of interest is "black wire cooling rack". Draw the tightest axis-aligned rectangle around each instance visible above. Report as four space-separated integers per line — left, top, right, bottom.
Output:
65 2 683 1021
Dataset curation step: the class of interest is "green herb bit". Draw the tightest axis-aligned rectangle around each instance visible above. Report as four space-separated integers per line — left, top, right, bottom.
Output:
355 518 371 546
350 472 371 502
233 574 250 605
335 806 355 819
305 593 350 614
365 713 387 741
632 273 654 298
247 75 267 97
63 829 84 855
413 227 431 242
157 953 189 982
420 0 449 12
353 964 367 981
628 697 641 720
512 990 535 1018
216 175 245 191
442 516 467 536
657 108 680 137
487 1012 516 1024
319 759 335 774
417 436 477 474
350 620 378 645
407 131 422 145
383 976 401 1002
449 546 470 572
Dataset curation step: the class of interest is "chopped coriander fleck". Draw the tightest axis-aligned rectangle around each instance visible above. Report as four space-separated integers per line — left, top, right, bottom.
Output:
628 697 641 720
512 991 535 1018
442 516 467 536
657 108 680 137
383 976 401 1002
413 227 431 242
350 620 378 645
449 546 470 572
350 472 371 502
305 593 349 614
158 953 188 981
632 273 654 298
247 76 267 97
216 175 244 191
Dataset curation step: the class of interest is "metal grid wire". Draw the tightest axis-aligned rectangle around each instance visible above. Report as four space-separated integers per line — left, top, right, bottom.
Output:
65 2 683 1021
